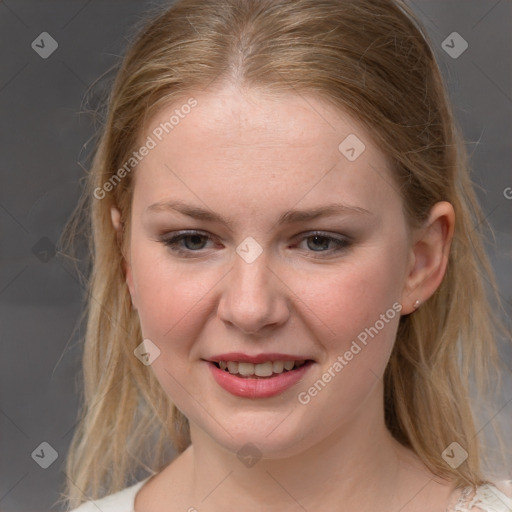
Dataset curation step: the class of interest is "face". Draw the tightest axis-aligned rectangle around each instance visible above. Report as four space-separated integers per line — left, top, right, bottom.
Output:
122 82 415 458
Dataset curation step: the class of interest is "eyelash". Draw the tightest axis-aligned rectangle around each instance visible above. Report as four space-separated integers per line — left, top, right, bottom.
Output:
158 230 351 258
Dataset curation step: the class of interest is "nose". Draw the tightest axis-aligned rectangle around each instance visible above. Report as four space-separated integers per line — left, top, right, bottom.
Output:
216 250 290 335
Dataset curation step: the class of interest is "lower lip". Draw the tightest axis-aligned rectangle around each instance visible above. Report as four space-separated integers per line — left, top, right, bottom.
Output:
206 360 314 398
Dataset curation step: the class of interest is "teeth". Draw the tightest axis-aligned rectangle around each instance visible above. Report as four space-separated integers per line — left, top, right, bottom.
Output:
272 360 284 373
216 359 308 377
227 361 238 374
283 361 294 371
238 362 254 376
255 361 273 377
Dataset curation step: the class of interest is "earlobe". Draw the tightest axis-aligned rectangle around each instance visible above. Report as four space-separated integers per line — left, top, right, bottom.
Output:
111 206 138 310
124 261 138 311
400 201 455 314
111 206 122 231
111 206 125 252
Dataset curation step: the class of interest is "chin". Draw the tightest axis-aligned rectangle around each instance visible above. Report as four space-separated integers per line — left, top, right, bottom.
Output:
204 421 316 461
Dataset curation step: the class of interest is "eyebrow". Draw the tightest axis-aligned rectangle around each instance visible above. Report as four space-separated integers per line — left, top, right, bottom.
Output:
146 199 373 231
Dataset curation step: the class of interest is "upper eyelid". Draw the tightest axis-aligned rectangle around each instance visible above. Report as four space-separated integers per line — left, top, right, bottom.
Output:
160 229 349 239
160 229 350 247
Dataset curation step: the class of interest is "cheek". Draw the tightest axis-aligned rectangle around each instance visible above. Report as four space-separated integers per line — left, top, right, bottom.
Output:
129 244 212 346
293 250 404 372
131 231 406 367
290 259 403 426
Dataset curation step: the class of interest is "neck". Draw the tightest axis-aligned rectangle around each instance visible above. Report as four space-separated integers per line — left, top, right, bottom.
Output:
184 387 417 511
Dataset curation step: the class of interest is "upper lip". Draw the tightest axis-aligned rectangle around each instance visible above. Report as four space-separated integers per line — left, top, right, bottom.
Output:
205 352 315 364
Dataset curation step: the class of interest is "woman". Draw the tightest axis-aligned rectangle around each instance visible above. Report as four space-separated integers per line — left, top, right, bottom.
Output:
60 0 512 510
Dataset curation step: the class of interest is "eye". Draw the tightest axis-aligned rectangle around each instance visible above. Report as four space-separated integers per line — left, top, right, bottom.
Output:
158 230 351 258
159 230 215 256
295 232 351 255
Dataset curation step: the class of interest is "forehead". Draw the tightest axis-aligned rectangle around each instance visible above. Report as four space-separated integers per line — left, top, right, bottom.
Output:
144 84 378 158
132 83 399 218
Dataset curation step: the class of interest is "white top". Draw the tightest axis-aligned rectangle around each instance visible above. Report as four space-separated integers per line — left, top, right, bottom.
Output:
69 476 151 512
452 481 512 512
69 478 512 512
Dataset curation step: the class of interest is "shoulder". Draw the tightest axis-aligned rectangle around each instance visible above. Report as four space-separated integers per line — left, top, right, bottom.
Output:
68 477 151 512
448 479 512 512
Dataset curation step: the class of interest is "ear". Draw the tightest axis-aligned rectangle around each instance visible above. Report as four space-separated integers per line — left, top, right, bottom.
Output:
111 206 138 310
400 201 455 314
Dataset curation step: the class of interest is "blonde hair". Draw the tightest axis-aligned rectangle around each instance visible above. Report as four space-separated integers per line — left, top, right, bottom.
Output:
58 0 510 508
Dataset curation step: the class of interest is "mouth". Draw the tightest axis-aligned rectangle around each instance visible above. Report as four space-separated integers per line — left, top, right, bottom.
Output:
211 359 314 378
205 358 316 398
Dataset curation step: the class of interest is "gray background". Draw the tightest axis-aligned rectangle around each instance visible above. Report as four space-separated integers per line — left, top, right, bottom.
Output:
0 1 511 511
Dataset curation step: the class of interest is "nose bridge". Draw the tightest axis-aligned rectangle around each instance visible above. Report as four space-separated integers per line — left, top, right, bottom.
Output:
218 243 288 333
